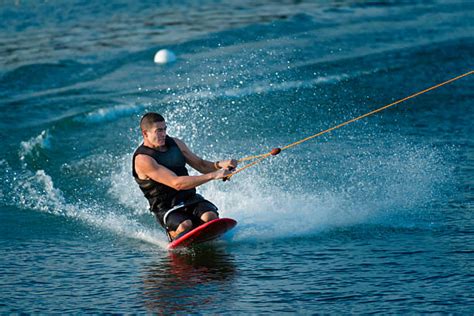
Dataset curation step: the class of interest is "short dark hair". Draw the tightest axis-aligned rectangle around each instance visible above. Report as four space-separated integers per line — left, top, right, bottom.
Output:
140 112 165 131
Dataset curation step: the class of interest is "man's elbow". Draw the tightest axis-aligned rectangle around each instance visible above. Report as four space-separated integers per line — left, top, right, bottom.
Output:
170 179 186 191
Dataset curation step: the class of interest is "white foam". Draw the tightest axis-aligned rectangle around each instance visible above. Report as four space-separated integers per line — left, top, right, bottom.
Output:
106 137 450 244
200 140 449 241
13 169 168 249
19 130 51 161
108 153 149 215
196 174 357 241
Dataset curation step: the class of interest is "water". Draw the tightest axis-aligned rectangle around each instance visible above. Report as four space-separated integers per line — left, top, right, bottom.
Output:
1 0 473 313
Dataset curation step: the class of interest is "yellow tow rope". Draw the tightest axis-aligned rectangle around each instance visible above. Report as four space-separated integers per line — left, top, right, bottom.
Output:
227 70 473 179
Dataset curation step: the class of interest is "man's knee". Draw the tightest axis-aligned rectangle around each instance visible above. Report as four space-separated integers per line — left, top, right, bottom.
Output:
177 219 193 231
201 211 218 222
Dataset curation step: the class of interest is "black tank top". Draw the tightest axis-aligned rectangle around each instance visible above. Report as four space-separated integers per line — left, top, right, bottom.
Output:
132 136 200 214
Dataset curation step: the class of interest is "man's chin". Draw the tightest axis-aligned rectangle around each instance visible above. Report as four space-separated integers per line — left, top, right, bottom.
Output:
150 142 165 148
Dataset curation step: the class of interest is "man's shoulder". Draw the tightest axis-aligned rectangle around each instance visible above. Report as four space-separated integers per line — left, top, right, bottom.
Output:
135 153 154 163
134 154 161 173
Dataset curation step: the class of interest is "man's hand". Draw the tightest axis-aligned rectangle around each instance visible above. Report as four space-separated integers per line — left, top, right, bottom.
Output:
219 159 238 171
212 168 233 180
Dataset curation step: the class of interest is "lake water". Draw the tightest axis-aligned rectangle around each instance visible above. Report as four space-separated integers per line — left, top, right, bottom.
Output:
1 0 473 313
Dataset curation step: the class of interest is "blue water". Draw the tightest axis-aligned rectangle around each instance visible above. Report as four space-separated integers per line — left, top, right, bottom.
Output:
1 0 473 313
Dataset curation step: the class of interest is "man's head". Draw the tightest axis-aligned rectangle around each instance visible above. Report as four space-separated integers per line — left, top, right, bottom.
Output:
140 112 167 148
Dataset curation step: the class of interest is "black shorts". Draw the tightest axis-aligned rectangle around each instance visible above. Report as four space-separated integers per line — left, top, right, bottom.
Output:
158 200 219 231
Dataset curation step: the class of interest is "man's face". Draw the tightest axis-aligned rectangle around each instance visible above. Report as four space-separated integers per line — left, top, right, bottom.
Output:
144 121 167 147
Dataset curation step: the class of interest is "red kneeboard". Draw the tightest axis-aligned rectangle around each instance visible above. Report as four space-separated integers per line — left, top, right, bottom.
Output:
168 218 237 250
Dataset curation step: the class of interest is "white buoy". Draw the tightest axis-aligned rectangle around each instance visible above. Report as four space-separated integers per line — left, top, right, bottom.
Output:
154 49 176 64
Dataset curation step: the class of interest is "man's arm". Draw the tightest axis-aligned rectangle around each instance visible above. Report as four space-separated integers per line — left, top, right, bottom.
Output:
135 154 229 191
173 138 237 173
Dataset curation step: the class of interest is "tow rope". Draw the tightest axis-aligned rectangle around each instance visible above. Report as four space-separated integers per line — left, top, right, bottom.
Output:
226 70 473 179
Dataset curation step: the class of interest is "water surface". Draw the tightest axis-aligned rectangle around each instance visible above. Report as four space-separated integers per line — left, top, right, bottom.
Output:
1 0 473 313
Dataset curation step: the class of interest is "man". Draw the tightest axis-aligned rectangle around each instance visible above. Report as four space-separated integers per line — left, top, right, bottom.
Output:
132 112 237 241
